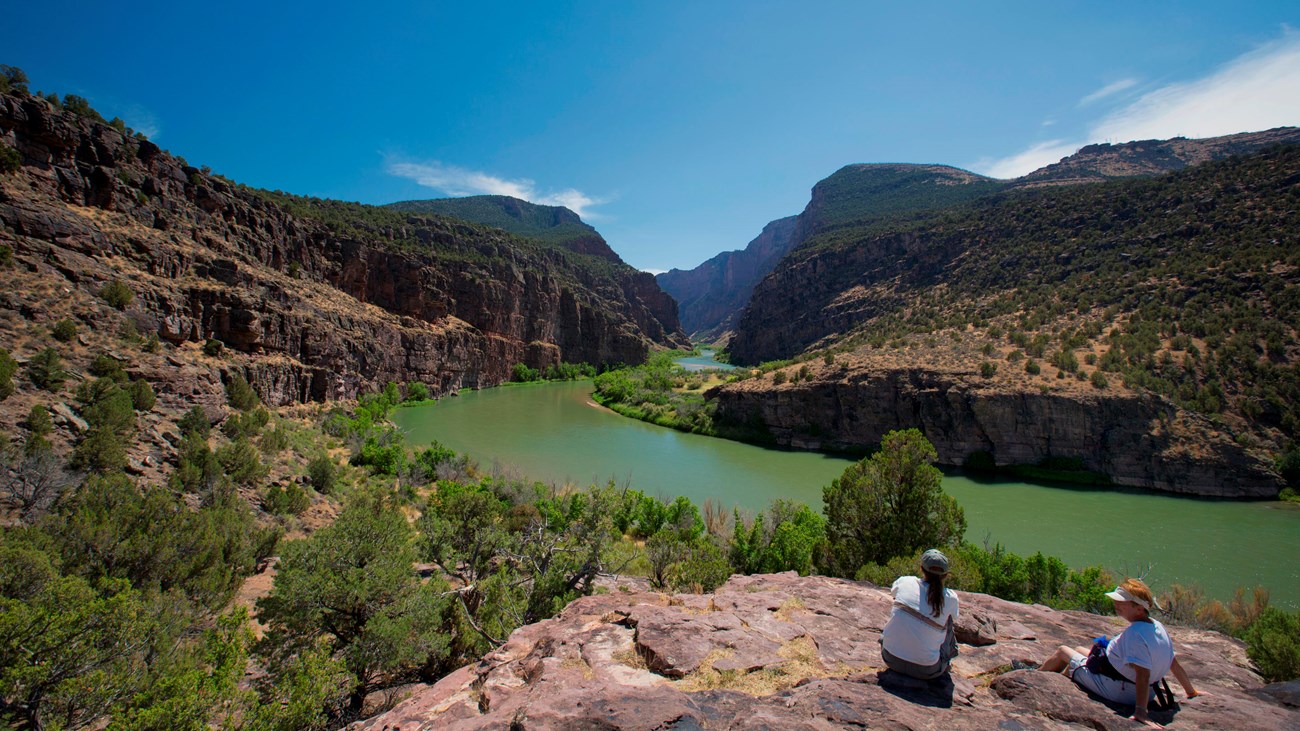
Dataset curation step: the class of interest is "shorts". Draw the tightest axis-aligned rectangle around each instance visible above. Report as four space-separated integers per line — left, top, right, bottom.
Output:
881 644 950 681
1066 648 1138 705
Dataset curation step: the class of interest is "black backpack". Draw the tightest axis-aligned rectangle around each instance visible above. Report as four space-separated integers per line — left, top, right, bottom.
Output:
1084 642 1177 712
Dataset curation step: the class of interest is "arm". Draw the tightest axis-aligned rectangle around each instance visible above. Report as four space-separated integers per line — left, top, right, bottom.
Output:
1170 657 1201 698
1130 666 1163 728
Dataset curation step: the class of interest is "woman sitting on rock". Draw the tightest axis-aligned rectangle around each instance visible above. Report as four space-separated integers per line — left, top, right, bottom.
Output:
1037 577 1200 728
880 548 960 680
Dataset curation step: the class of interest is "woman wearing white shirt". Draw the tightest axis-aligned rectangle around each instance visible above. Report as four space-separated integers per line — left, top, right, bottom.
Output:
880 549 960 680
1038 577 1200 728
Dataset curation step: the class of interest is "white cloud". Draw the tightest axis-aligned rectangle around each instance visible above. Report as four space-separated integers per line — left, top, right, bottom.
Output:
1092 35 1300 142
973 140 1080 180
642 268 668 275
386 159 607 219
976 33 1300 179
1078 78 1139 107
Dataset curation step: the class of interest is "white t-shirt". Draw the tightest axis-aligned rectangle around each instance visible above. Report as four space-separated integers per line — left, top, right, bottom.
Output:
1106 618 1174 684
881 575 959 666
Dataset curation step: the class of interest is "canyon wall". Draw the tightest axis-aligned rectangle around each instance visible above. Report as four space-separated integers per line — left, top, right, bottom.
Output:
0 91 688 404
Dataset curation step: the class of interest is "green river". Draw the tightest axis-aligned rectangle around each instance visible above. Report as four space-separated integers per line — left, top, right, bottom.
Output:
393 379 1300 608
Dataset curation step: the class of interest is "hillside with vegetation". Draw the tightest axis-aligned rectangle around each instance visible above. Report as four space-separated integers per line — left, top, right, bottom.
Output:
715 143 1300 494
0 66 1296 729
385 194 622 262
661 128 1300 344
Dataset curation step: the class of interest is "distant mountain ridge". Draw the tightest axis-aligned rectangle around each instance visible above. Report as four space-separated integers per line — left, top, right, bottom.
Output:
385 195 622 263
660 128 1300 341
1013 127 1300 187
657 216 797 341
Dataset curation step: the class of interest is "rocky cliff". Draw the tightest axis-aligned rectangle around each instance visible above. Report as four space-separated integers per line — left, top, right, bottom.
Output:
713 143 1298 495
708 357 1280 497
352 572 1299 730
0 91 688 405
656 215 797 340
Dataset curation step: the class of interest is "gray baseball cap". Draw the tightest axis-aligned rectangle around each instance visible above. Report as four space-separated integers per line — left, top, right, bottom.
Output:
921 549 950 575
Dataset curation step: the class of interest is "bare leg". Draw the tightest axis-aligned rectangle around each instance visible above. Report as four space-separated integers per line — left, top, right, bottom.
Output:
1039 645 1081 674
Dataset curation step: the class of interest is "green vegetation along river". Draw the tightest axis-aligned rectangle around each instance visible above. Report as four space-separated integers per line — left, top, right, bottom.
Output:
393 380 1300 608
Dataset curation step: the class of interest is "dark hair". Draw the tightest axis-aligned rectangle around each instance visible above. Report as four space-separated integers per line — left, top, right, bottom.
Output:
923 568 946 617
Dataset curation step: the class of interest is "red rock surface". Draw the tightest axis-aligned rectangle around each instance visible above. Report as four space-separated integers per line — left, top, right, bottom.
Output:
352 573 1297 730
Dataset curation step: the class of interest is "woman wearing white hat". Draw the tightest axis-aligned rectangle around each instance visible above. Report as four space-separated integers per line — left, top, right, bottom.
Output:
1038 577 1201 728
880 548 960 680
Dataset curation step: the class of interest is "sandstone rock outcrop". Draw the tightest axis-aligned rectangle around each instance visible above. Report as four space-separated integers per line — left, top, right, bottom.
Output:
708 363 1281 497
0 91 688 405
352 572 1297 730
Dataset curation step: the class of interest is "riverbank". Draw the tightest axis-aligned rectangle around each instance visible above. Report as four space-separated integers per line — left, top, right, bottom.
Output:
392 381 1300 608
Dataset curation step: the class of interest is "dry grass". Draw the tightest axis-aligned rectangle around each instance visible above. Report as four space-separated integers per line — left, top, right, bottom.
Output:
773 596 805 622
674 636 840 696
559 655 596 680
612 647 648 670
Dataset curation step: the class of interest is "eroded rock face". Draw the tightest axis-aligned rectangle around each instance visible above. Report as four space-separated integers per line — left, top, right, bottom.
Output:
708 366 1281 497
656 215 799 340
0 92 688 404
352 573 1296 730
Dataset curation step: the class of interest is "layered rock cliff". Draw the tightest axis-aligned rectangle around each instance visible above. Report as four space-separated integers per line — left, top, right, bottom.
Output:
711 143 1299 495
0 91 687 404
708 358 1280 497
656 215 797 340
352 572 1299 730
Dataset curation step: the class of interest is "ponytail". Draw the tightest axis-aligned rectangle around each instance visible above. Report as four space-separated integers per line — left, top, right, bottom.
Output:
923 568 945 617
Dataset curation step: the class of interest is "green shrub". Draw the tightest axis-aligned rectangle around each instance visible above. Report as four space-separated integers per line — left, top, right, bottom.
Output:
216 438 268 486
0 348 17 399
77 378 135 435
0 244 12 268
511 363 540 382
1090 370 1108 389
306 454 338 495
25 404 52 436
404 381 429 402
128 379 156 411
979 361 997 378
90 352 126 381
264 482 310 516
225 374 260 411
98 280 134 310
203 339 224 357
178 405 211 438
666 540 731 592
222 407 270 439
821 429 965 577
143 333 161 353
26 348 67 391
1025 360 1041 376
51 318 77 342
69 426 128 472
0 143 19 174
260 425 289 454
729 500 826 576
1244 608 1300 682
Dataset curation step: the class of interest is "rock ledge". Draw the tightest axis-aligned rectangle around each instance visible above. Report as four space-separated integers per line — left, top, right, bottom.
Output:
353 573 1296 730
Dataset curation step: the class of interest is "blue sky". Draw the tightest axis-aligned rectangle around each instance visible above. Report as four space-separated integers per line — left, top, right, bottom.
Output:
6 2 1300 272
